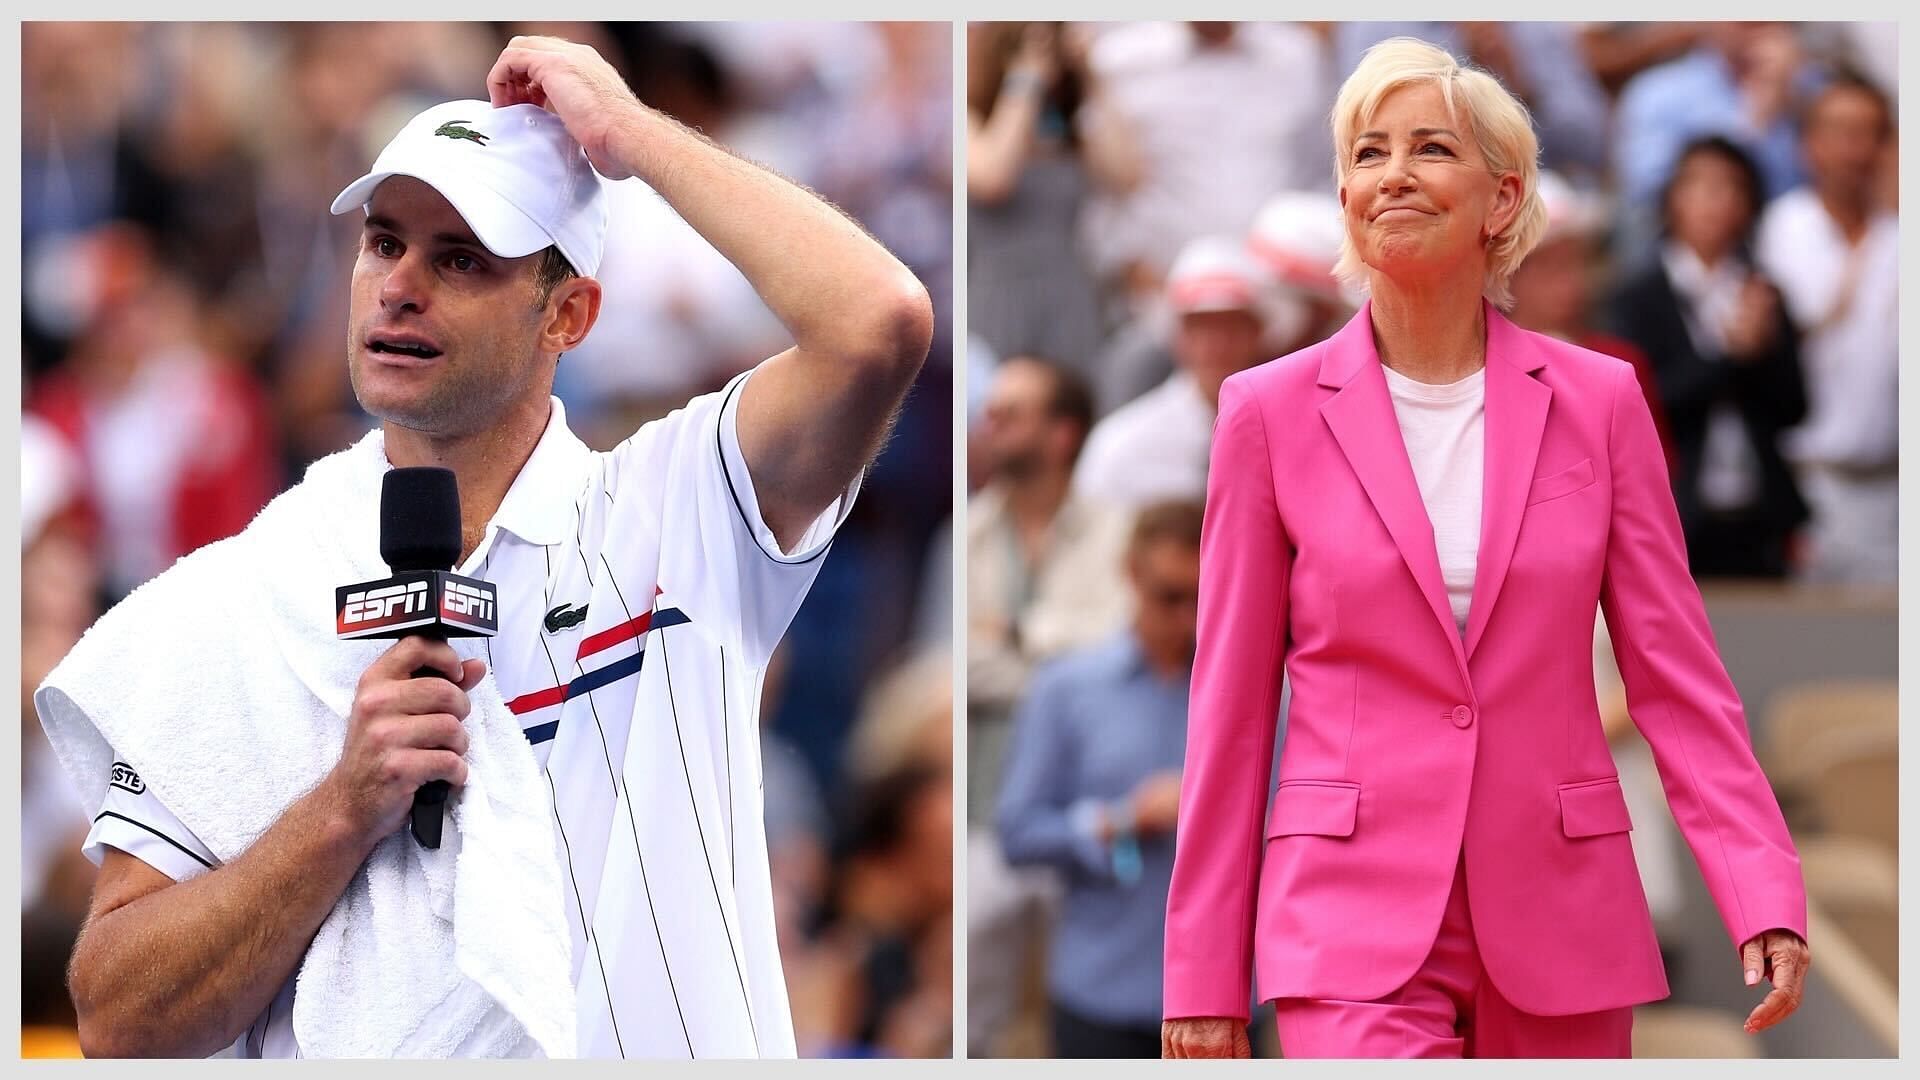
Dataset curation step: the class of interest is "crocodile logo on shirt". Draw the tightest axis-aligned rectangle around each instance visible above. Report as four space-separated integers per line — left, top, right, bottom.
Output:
433 120 490 146
545 603 590 634
109 761 146 796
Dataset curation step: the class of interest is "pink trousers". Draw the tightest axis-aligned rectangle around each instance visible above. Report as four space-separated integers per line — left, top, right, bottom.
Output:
1271 855 1634 1058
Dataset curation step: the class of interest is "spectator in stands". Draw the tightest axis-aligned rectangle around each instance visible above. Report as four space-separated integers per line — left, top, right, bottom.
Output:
1576 23 1709 97
1078 21 1333 299
1508 171 1673 460
1075 237 1281 511
996 501 1203 1058
1608 136 1808 578
1756 73 1899 586
20 23 138 260
1613 23 1818 263
1248 189 1359 353
25 223 279 601
799 649 954 1058
967 22 1115 385
970 357 1132 730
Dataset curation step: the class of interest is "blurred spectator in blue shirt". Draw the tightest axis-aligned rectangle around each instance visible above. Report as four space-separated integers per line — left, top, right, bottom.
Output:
996 501 1203 1057
1613 23 1821 265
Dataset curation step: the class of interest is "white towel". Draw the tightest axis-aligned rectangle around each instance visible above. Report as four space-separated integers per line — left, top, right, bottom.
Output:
35 429 577 1058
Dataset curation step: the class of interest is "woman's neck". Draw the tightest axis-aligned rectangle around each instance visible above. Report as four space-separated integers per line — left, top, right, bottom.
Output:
1367 275 1488 384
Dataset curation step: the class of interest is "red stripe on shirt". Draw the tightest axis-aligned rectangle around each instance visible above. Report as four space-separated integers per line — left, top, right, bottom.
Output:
508 682 568 715
507 587 671 716
577 610 652 660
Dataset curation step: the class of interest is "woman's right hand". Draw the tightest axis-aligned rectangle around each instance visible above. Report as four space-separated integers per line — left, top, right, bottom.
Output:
1162 1016 1252 1058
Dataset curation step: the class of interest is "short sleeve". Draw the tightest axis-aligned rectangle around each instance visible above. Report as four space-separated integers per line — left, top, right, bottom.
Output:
604 364 860 668
83 759 220 883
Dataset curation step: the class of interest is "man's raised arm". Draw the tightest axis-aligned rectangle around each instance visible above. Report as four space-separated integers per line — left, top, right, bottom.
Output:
487 36 935 550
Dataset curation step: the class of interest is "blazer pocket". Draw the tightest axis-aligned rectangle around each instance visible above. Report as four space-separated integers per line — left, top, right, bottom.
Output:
1526 457 1595 506
1266 780 1360 839
1558 776 1633 838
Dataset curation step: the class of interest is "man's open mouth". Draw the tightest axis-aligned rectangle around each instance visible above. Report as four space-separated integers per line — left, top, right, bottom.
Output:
367 338 444 360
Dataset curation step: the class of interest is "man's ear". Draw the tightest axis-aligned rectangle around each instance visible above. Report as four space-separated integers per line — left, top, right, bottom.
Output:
540 276 603 354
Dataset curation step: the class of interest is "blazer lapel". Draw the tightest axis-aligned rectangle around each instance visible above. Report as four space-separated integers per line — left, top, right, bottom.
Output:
1317 305 1468 677
1463 306 1551 660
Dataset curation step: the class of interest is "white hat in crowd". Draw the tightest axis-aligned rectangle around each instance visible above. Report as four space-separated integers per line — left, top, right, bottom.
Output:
1166 235 1275 316
331 100 609 277
1248 189 1355 306
1165 234 1306 348
1535 170 1609 245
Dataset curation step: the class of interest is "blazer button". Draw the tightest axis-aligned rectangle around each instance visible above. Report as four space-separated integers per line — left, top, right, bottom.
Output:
1451 705 1474 728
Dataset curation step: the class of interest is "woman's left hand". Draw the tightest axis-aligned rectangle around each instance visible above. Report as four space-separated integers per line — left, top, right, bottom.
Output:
1739 928 1811 1033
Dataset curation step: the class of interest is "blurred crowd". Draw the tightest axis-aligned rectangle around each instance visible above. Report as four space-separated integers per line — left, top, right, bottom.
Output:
20 21 952 1058
967 21 1896 1058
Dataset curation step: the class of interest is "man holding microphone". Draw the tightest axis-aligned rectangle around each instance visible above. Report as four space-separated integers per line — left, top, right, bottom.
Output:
39 36 930 1058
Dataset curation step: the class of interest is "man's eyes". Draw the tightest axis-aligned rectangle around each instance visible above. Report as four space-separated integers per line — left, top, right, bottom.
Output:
364 236 486 274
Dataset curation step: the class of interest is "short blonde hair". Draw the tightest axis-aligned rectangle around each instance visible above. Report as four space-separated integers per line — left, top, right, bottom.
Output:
1330 37 1547 309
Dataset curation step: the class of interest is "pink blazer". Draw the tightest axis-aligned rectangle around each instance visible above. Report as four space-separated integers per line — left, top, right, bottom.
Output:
1163 303 1806 1020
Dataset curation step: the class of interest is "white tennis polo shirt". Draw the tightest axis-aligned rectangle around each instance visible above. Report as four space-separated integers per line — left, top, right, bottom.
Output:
83 367 853 1058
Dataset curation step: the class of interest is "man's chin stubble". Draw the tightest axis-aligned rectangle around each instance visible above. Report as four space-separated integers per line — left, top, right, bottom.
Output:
349 360 463 437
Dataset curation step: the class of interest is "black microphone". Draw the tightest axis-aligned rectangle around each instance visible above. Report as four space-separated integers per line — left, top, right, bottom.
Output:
334 467 499 848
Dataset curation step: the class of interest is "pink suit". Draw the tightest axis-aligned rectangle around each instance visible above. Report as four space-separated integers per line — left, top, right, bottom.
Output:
1162 304 1805 1046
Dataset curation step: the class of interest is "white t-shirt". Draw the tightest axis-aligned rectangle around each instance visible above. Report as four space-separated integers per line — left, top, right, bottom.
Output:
1381 363 1484 633
1754 187 1900 471
83 368 855 1058
1072 370 1215 511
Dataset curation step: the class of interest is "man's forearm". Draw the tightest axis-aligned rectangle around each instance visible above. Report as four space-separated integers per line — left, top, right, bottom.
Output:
604 105 929 367
70 783 373 1057
487 35 930 542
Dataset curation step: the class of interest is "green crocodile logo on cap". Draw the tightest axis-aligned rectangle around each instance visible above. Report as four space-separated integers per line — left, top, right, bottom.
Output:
433 120 490 146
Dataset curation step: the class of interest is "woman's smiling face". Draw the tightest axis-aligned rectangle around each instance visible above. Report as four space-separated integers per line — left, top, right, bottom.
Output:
1339 81 1520 288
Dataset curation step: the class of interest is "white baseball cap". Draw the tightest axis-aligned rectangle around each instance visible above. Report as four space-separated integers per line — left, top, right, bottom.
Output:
1535 170 1608 245
1165 235 1307 349
330 100 608 277
1248 189 1348 304
1165 235 1273 316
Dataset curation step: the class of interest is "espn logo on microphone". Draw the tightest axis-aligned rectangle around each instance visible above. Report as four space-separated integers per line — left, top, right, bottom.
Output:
336 570 499 639
439 577 498 635
344 580 430 625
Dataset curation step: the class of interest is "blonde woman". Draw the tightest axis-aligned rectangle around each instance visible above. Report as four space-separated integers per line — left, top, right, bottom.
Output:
1160 38 1808 1059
